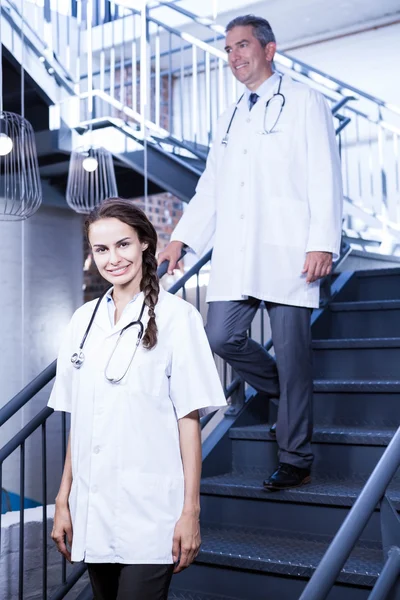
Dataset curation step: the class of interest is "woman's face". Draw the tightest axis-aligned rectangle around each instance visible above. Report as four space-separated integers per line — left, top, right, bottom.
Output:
89 217 148 288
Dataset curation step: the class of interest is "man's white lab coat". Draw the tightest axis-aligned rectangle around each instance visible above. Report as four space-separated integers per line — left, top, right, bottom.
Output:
171 74 343 308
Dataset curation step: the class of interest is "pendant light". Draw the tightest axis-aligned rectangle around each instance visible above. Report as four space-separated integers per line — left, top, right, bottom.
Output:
0 0 42 220
66 0 118 214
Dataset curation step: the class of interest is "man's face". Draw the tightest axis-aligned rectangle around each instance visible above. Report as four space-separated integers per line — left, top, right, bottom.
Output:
225 25 275 89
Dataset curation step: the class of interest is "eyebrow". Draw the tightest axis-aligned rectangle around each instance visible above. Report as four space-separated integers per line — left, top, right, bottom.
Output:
224 38 250 51
92 237 131 248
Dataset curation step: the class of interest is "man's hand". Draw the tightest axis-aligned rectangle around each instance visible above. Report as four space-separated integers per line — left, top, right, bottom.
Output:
302 251 332 283
51 502 73 562
158 241 184 275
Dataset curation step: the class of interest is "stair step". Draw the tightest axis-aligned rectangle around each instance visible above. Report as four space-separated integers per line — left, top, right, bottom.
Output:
169 592 237 600
196 526 381 587
330 300 400 311
313 338 400 349
314 380 400 392
334 268 400 302
230 424 396 445
200 473 400 542
312 339 400 380
313 302 400 339
230 425 396 477
201 472 400 505
312 389 400 428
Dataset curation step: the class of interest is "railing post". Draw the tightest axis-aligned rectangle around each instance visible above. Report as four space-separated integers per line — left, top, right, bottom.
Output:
225 377 245 417
299 427 400 600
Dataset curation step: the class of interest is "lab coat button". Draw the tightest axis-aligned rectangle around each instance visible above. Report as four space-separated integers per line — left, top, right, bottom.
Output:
243 149 247 154
246 118 251 123
240 214 245 220
92 485 98 493
240 182 245 187
93 446 100 454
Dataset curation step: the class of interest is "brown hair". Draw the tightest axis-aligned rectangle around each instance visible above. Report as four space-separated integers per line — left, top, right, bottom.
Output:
85 198 159 350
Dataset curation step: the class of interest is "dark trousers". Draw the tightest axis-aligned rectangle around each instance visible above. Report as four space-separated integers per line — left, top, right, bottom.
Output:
87 563 174 600
206 299 313 469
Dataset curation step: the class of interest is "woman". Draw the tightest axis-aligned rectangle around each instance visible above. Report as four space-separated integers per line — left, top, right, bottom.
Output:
49 198 227 600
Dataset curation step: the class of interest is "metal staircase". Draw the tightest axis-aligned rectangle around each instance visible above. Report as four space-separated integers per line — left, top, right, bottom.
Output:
1 2 400 600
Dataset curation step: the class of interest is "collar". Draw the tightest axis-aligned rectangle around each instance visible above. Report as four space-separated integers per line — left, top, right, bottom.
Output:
105 287 141 307
244 71 280 105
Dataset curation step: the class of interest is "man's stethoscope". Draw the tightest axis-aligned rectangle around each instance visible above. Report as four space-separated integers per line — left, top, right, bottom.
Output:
221 75 285 146
70 289 146 384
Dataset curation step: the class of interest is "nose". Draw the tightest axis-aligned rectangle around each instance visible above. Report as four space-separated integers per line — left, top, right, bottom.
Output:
109 248 121 265
231 48 241 63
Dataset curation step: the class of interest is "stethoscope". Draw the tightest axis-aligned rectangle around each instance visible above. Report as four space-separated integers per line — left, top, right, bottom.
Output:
70 289 146 384
221 75 286 146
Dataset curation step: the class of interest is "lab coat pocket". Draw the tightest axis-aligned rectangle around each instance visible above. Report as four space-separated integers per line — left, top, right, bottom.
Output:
121 348 168 397
119 472 184 561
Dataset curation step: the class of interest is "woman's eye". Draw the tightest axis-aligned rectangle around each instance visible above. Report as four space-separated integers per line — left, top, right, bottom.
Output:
95 248 106 253
120 242 129 248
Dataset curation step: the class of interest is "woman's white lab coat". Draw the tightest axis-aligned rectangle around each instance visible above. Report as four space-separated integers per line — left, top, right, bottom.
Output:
48 288 227 564
171 74 343 308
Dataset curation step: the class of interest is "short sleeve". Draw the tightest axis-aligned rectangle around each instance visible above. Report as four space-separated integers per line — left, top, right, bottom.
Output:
48 318 75 413
169 305 227 419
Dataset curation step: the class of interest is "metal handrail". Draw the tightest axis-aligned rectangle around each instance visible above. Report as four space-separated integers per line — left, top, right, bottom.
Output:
299 427 400 600
131 0 400 120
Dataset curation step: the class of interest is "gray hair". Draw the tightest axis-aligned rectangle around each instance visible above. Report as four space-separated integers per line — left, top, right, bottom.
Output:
225 15 276 47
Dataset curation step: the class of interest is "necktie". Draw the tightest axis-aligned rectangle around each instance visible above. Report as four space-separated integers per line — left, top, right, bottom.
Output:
249 92 259 111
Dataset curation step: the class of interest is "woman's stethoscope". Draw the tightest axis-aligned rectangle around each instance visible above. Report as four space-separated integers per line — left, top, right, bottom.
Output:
221 75 285 146
70 289 146 384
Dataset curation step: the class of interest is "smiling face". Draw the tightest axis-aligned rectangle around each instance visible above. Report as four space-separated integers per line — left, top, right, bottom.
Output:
89 217 148 293
225 25 276 91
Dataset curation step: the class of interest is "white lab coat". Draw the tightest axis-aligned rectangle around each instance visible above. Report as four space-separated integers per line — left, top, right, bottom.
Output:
171 74 343 308
48 288 227 564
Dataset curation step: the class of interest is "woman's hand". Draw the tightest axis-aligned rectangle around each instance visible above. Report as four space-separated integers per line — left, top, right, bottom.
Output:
172 510 201 573
51 501 73 562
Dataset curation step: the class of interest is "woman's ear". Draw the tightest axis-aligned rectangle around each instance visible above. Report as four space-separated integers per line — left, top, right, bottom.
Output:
142 243 149 252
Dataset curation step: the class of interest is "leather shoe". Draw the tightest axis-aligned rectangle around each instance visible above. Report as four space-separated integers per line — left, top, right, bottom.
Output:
269 422 276 436
263 463 311 491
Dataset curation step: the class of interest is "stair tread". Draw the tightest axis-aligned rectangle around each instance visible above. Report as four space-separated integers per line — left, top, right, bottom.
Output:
330 299 400 311
313 337 400 348
197 525 381 585
169 592 237 600
201 472 400 507
355 267 400 278
314 379 400 392
230 423 396 445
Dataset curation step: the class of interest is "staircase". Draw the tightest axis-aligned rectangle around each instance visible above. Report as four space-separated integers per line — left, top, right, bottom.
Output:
167 267 400 600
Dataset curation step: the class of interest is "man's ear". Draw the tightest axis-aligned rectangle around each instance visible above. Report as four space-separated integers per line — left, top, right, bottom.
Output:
265 42 276 63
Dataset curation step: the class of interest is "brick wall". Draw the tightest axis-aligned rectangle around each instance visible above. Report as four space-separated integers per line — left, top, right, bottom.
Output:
83 192 183 302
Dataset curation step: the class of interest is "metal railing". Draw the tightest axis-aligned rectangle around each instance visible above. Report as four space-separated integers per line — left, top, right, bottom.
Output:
4 0 399 247
300 428 400 600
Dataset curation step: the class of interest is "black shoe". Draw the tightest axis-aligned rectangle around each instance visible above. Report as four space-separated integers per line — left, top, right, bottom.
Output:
269 422 277 436
263 463 311 491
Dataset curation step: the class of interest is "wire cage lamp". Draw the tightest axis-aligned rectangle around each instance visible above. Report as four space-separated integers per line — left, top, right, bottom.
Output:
66 145 118 214
65 0 118 214
0 1 42 221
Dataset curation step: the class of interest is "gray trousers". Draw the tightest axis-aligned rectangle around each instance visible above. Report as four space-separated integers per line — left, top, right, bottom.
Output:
206 299 313 469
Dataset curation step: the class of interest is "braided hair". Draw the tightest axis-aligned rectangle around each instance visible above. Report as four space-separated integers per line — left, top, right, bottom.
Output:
85 198 160 349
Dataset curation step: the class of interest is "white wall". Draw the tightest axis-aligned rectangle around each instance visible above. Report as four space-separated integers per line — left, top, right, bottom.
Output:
288 22 400 107
0 202 83 504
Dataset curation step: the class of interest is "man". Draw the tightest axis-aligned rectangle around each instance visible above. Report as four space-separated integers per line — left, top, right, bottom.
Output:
158 15 343 490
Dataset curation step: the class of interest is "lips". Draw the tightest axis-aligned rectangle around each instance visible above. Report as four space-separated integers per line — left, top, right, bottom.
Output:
235 63 249 70
106 265 130 276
